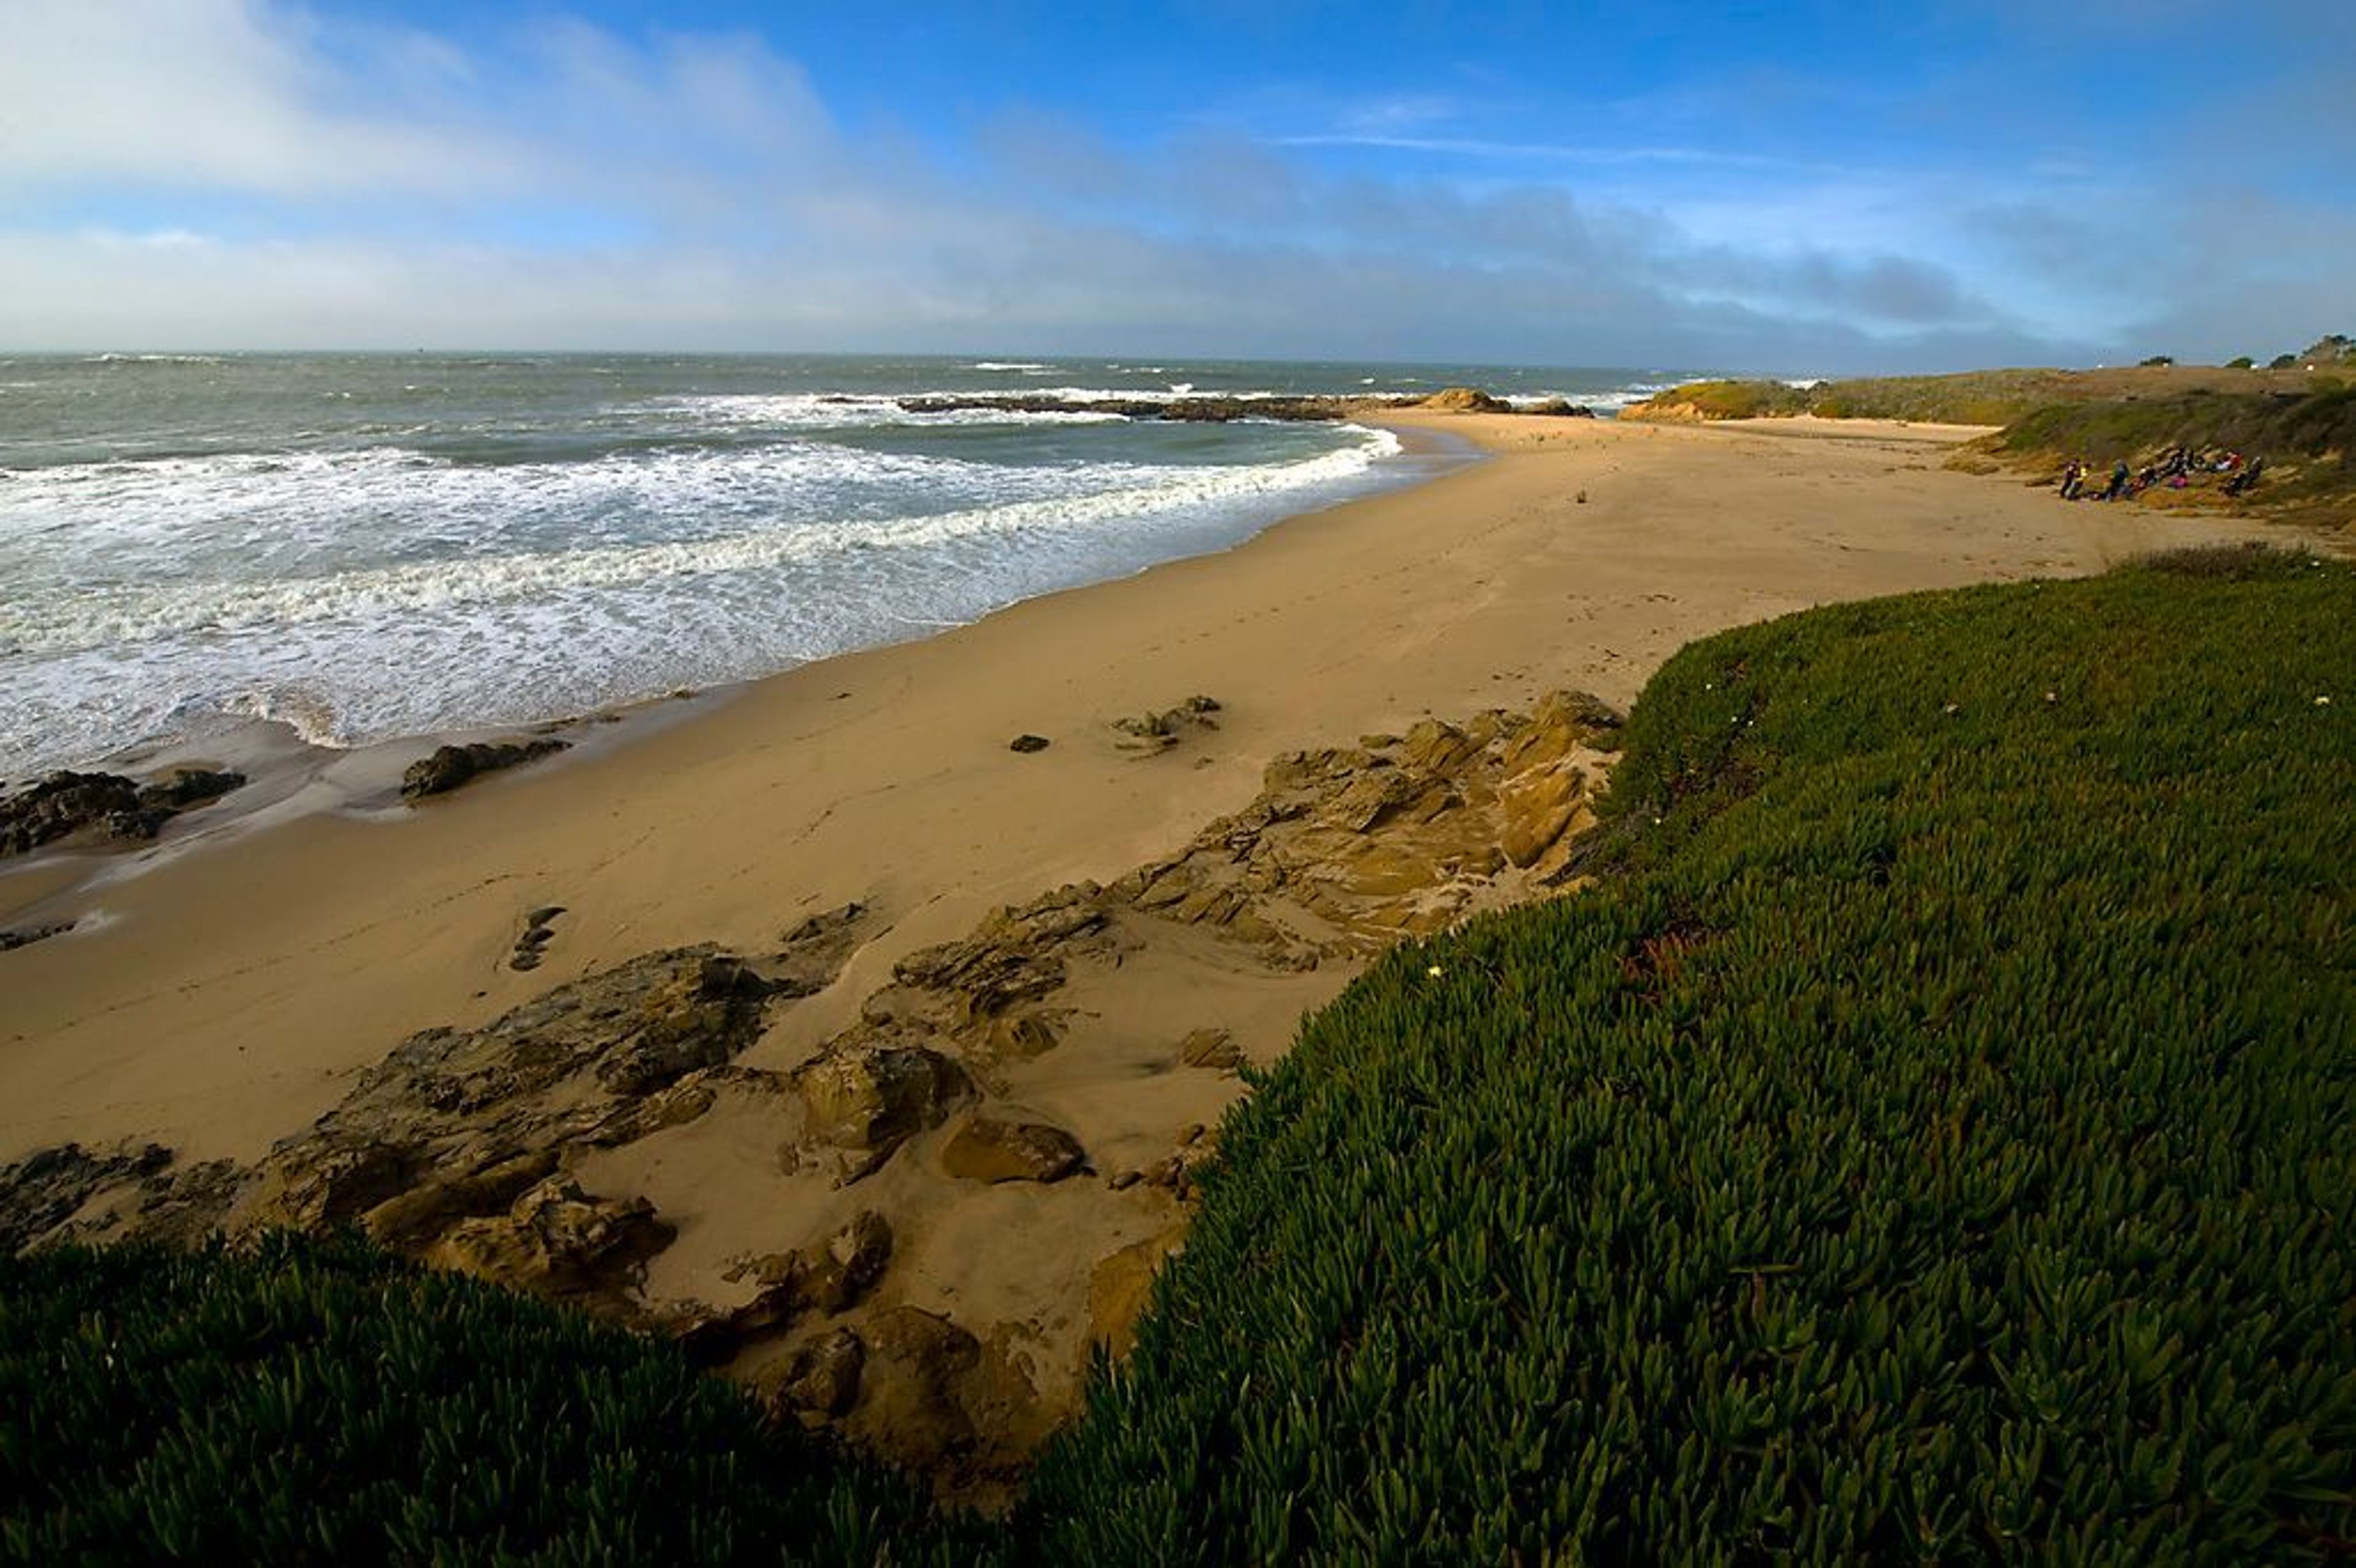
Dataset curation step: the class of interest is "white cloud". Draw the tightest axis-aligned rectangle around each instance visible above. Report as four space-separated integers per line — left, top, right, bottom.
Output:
0 1 2333 372
0 0 522 197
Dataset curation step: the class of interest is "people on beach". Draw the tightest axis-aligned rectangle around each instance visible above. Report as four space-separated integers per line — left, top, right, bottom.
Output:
2060 459 2085 500
2103 460 2131 501
2225 456 2266 496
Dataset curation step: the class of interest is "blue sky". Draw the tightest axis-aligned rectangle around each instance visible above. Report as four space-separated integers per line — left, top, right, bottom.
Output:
2 1 2349 371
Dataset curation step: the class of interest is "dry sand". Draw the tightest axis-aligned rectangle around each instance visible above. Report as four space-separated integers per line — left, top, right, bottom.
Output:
0 410 2285 1456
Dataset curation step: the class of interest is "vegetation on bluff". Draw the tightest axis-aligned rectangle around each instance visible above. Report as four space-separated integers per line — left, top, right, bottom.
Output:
1990 382 2356 519
6 550 2353 1562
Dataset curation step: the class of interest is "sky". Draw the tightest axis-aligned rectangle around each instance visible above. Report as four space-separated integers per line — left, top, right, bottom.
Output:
1 0 2350 372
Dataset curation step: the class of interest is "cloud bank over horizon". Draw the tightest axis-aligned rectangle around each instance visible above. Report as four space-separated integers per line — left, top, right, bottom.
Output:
2 0 2349 374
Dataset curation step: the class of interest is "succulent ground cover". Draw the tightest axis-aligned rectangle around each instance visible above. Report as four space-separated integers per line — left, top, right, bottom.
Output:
6 548 2352 1562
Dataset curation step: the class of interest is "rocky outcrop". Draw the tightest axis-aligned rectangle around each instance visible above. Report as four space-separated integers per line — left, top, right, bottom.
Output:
796 1041 974 1183
940 1116 1087 1184
771 1327 867 1420
2 693 1623 1496
0 1141 241 1253
426 1177 673 1302
1420 386 1512 412
1112 694 1221 756
400 739 568 800
224 942 811 1312
847 1307 1055 1494
1 767 245 857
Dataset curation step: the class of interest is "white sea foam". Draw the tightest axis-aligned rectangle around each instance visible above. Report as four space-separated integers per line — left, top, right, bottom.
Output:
971 361 1052 372
1 421 1404 772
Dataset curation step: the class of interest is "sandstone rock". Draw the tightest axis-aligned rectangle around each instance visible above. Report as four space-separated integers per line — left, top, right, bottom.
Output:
772 1328 866 1420
890 885 1109 1017
770 902 870 999
941 1116 1087 1184
850 1308 1050 1490
796 1041 973 1178
1525 397 1596 418
855 1307 983 1469
400 738 569 801
1112 695 1221 755
1498 763 1584 869
1419 386 1511 413
1007 734 1051 753
426 1176 672 1301
0 1141 167 1253
238 1142 418 1232
235 946 768 1269
594 955 770 1097
1088 1229 1186 1358
796 1209 896 1314
360 1150 560 1250
1177 1028 1242 1070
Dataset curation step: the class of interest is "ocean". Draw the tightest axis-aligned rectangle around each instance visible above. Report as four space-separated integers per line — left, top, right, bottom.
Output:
0 353 1684 777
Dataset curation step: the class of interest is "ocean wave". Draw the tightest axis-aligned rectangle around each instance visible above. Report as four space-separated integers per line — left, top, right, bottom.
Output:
0 424 1403 769
970 361 1053 372
0 430 1397 658
649 393 1128 429
82 353 225 366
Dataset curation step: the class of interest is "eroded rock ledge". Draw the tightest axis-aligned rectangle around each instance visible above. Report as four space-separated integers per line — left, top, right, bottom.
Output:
0 690 1621 1496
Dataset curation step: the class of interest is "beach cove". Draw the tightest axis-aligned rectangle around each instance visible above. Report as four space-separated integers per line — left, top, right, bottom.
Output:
0 408 2276 1483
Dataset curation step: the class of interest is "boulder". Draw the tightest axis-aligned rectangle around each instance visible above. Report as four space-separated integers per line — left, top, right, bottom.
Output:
400 738 569 801
1088 1229 1187 1358
1007 734 1051 753
794 1209 896 1314
426 1176 672 1301
796 1042 973 1176
771 1328 866 1420
941 1116 1087 1184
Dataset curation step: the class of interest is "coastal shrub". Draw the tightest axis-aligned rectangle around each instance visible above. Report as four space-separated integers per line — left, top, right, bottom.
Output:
1998 386 2356 471
0 1231 968 1564
1018 558 2356 1562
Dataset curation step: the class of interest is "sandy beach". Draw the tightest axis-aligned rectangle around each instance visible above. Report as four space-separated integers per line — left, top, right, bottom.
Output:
0 409 2282 1480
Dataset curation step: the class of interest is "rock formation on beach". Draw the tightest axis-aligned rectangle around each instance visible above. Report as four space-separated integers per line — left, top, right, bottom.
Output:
0 767 244 858
400 738 569 800
0 690 1622 1494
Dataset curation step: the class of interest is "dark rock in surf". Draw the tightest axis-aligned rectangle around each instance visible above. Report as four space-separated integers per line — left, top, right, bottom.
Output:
401 739 569 801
